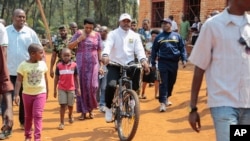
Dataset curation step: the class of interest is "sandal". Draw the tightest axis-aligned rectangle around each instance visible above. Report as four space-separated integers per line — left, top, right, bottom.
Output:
0 125 12 140
89 112 94 119
58 123 64 130
139 95 147 99
155 96 159 99
78 113 86 120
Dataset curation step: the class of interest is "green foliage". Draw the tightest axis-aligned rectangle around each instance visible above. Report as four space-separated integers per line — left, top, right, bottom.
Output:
0 0 138 34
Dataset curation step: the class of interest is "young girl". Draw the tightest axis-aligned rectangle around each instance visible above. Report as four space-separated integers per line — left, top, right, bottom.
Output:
14 43 48 141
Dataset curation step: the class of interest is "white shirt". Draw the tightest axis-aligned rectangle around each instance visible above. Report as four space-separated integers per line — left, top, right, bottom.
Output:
102 26 146 65
171 20 178 31
0 23 8 47
6 25 41 75
189 9 250 108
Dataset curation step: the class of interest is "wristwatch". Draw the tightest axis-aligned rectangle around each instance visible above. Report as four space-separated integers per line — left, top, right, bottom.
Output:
189 106 198 113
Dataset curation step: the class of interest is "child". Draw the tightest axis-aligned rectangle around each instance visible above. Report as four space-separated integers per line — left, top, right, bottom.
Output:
54 48 80 130
140 29 160 99
14 43 48 141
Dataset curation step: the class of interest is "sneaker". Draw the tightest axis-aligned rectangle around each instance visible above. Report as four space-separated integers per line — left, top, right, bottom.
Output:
105 108 112 123
159 103 166 112
99 106 106 113
58 123 64 130
69 117 74 124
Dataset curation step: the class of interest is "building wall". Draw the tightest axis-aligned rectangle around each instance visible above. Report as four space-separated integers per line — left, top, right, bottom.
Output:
138 0 151 27
138 0 227 29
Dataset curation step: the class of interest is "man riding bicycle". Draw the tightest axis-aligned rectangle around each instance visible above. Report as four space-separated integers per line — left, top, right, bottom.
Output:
101 13 150 122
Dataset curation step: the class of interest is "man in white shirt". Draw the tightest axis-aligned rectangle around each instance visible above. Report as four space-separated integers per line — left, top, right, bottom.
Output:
6 9 42 132
0 22 14 140
101 13 150 122
188 0 250 141
169 15 178 32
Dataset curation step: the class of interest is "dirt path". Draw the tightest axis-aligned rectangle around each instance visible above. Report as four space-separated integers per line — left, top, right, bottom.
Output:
10 53 214 141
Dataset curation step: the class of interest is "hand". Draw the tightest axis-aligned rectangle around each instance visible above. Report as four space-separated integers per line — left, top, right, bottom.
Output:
77 31 86 42
54 92 57 98
183 61 187 68
76 88 81 96
99 67 104 75
188 111 201 133
50 69 54 78
14 95 20 106
101 56 109 65
142 61 150 75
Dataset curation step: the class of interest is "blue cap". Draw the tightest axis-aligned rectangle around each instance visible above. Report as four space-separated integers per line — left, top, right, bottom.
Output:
161 18 172 25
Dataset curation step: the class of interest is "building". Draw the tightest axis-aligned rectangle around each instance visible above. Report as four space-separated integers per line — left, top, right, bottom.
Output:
138 0 229 28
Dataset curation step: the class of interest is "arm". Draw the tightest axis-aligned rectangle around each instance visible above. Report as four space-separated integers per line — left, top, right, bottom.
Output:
179 36 187 68
101 32 114 65
14 73 23 105
54 65 59 98
188 66 205 133
151 36 159 68
74 74 81 96
54 75 59 98
50 51 57 78
45 73 49 100
68 30 85 49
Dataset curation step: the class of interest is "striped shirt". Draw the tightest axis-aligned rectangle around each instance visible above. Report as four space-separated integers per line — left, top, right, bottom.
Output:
55 61 78 90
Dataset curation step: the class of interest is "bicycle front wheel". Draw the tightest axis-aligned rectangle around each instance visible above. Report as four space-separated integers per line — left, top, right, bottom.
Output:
117 89 140 141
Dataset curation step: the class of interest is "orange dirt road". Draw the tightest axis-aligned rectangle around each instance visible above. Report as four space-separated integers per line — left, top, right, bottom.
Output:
9 53 214 141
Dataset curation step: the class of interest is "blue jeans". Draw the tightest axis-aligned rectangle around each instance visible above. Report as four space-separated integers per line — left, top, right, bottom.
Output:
210 106 250 141
98 66 108 107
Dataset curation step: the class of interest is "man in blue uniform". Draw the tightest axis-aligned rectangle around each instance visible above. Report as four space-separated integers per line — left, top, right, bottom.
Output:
151 18 187 112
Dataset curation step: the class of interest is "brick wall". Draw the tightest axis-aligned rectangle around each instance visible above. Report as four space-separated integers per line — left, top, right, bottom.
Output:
138 0 227 28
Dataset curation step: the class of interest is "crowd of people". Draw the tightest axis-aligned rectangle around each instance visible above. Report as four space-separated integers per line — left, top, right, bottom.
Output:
0 0 250 141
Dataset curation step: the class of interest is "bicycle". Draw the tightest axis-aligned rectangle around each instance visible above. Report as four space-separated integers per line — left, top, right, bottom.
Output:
109 62 141 141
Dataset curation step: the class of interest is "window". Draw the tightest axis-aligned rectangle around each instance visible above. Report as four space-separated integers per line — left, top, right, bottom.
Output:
184 0 201 25
151 1 165 28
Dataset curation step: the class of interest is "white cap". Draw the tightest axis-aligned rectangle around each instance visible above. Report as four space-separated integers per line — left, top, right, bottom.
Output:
119 13 132 21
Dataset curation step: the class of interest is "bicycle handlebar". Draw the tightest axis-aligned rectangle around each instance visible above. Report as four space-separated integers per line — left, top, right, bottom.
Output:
108 61 142 69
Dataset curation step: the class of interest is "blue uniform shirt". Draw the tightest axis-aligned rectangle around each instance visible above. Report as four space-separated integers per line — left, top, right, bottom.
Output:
151 31 187 66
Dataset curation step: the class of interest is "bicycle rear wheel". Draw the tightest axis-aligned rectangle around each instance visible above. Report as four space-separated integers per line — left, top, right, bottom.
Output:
117 89 140 141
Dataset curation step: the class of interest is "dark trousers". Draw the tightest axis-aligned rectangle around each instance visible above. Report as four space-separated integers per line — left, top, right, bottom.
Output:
105 65 141 108
2 76 25 125
158 61 178 104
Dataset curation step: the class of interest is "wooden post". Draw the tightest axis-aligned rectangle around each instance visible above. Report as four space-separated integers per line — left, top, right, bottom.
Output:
36 0 53 49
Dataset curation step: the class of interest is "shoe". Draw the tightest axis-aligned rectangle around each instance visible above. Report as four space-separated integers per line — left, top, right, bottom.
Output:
155 96 159 99
166 101 172 106
105 108 112 123
139 95 147 99
68 117 74 124
159 103 166 112
89 112 94 119
99 106 106 113
20 124 24 130
78 113 86 120
0 125 12 140
58 123 64 130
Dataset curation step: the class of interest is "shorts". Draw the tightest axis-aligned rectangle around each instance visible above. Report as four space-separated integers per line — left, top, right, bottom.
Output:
0 46 13 94
58 89 75 106
142 68 155 83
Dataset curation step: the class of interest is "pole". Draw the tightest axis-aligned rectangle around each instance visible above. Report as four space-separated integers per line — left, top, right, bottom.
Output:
36 0 53 49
